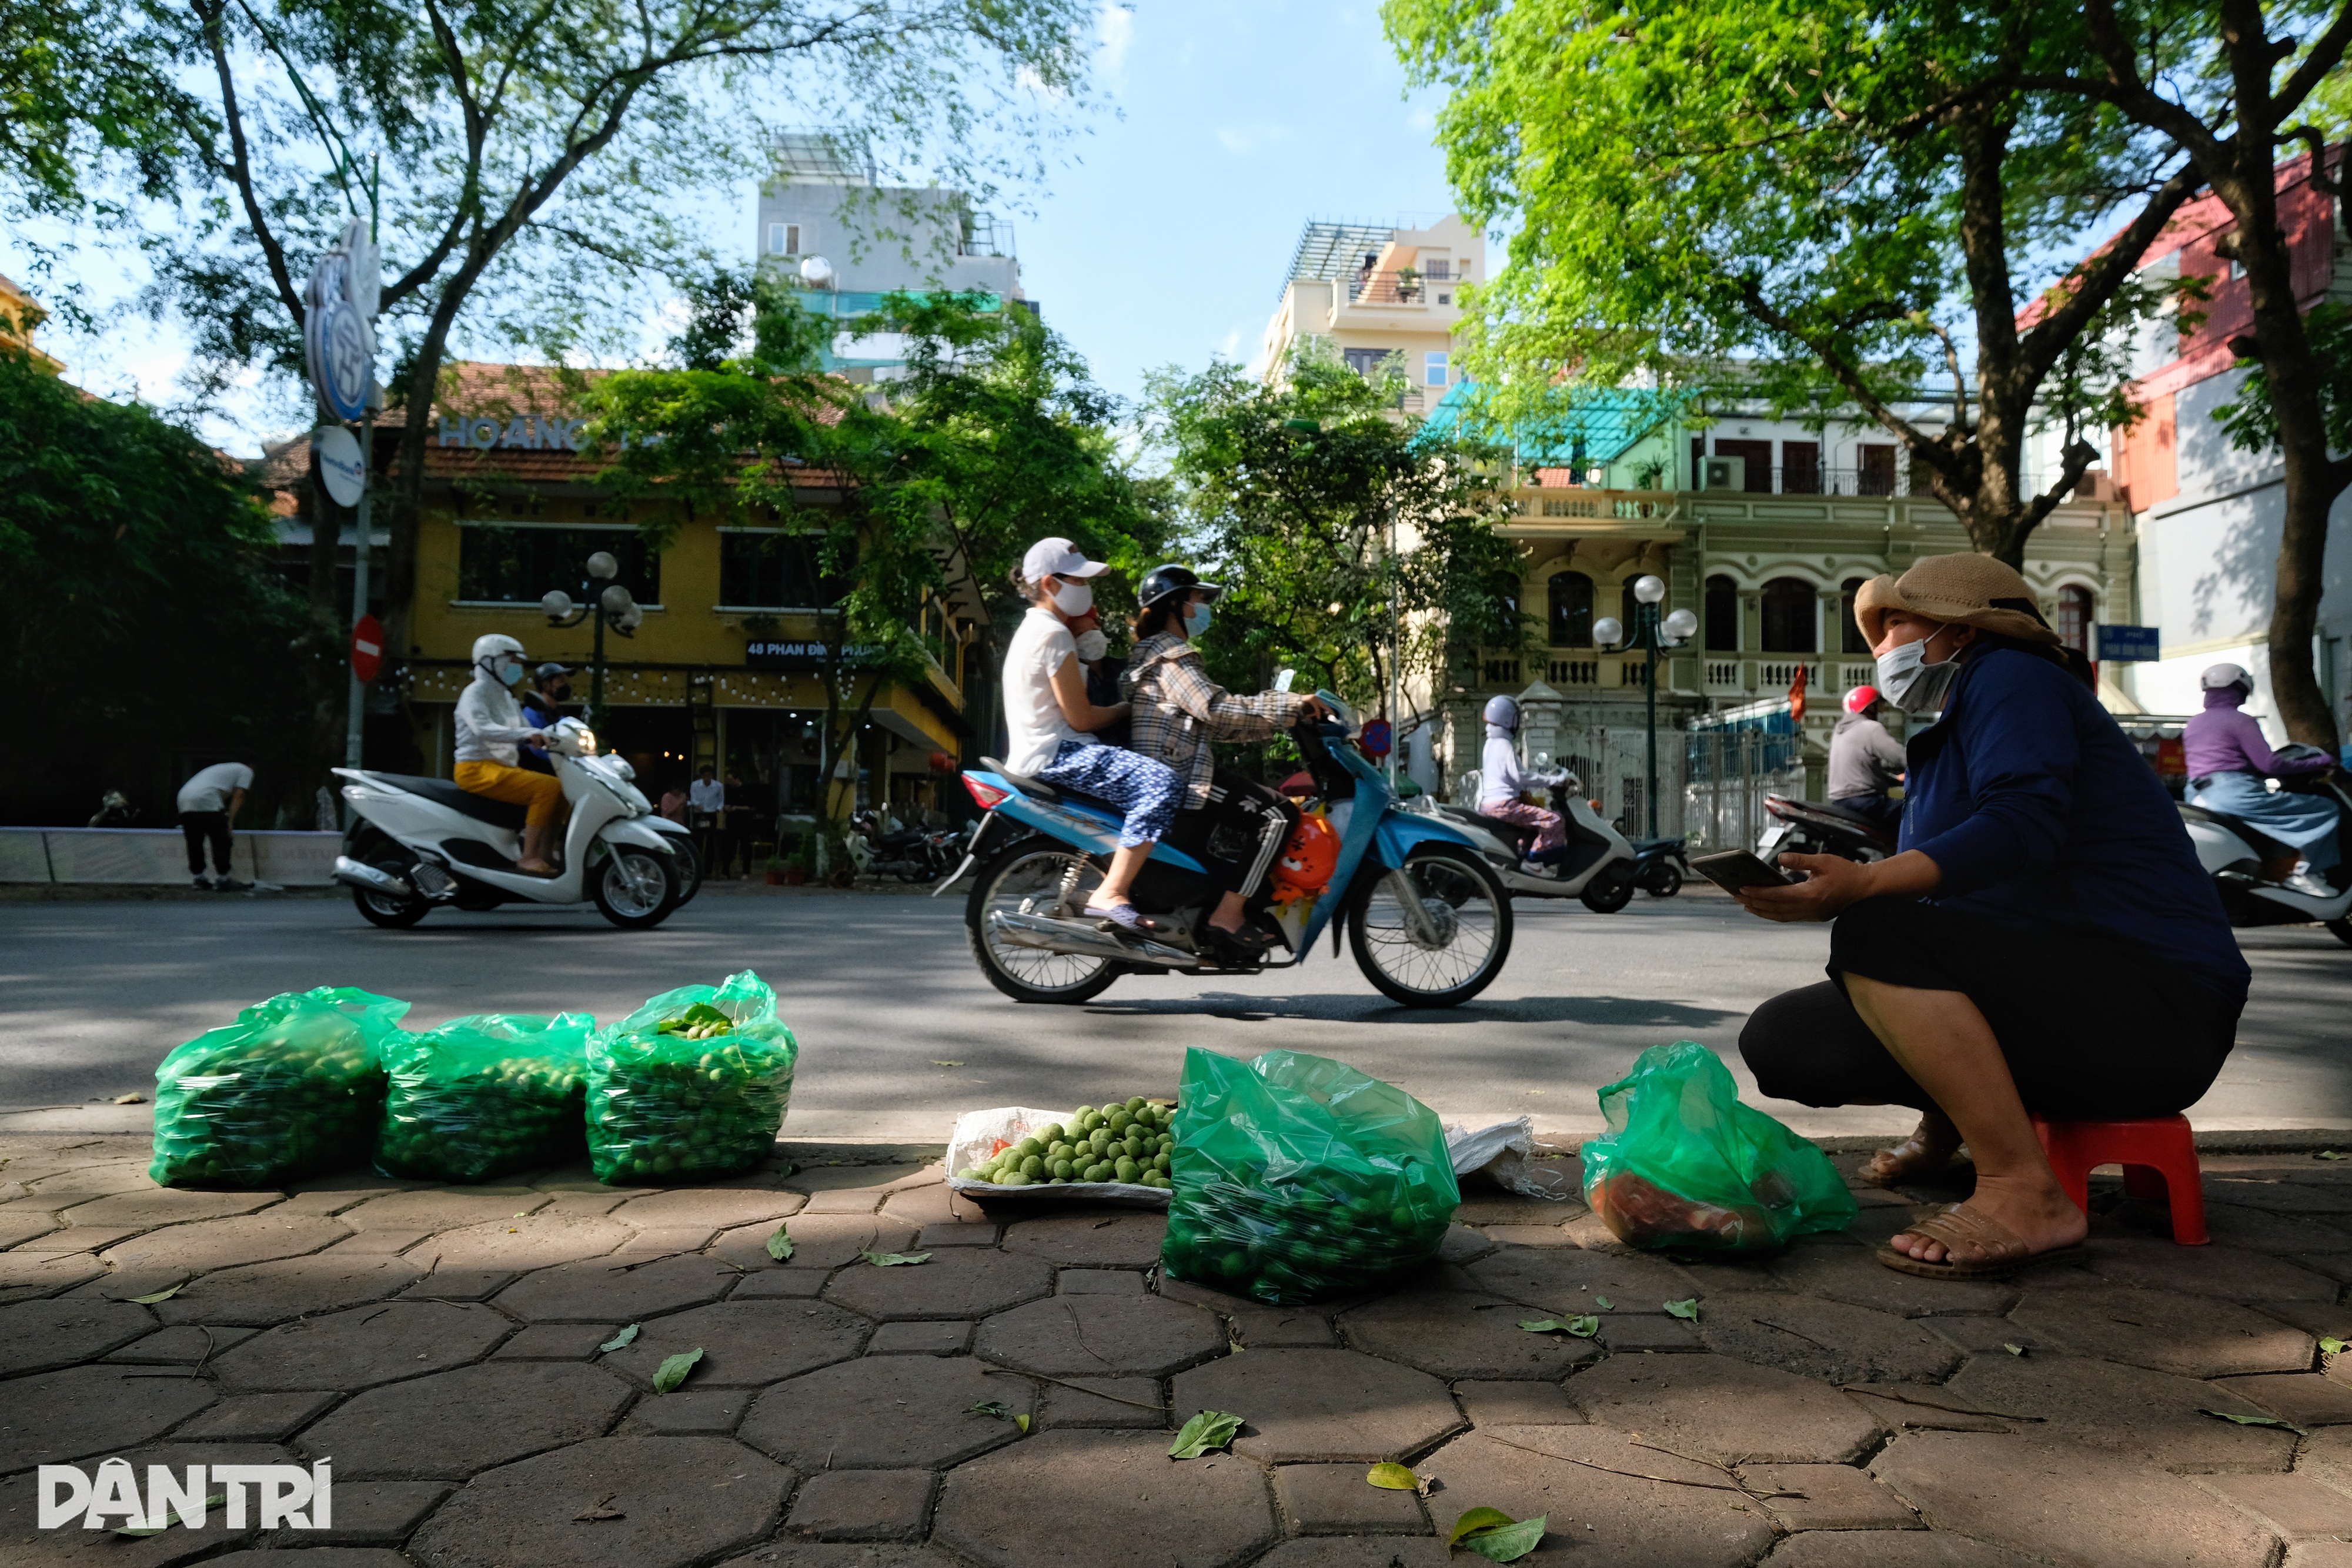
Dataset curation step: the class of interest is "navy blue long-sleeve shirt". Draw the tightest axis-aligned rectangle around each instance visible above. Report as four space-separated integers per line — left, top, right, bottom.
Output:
1900 645 2250 1005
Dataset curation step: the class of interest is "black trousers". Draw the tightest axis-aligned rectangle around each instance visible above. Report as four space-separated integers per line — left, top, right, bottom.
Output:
180 811 232 875
1738 895 2240 1120
1160 768 1298 902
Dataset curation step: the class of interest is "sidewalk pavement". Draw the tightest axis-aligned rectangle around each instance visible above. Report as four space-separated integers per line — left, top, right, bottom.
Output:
8 1134 2352 1568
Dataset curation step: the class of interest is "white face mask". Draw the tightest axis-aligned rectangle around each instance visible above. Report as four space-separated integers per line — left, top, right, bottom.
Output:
1049 577 1094 616
1876 631 1962 713
1074 628 1110 662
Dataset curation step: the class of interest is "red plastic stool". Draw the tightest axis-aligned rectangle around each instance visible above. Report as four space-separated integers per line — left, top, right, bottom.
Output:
2031 1115 2207 1244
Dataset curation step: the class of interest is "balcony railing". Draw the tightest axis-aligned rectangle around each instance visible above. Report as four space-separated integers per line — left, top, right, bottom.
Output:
1700 465 1911 498
1345 269 1465 305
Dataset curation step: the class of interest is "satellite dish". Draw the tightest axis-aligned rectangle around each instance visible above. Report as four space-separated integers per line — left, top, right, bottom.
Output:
799 255 836 289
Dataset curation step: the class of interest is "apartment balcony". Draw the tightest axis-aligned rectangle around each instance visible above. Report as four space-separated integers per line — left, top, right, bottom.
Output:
1345 269 1464 306
1700 658 1880 700
1696 464 1912 498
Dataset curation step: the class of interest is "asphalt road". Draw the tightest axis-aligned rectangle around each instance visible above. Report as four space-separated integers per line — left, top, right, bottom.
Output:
5 883 2350 1141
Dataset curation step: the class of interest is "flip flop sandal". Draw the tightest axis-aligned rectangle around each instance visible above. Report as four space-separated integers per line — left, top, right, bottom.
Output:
1874 1202 2087 1281
1862 1134 1964 1189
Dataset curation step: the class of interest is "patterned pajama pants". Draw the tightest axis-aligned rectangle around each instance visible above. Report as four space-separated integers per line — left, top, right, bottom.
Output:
1037 740 1182 848
1481 799 1565 854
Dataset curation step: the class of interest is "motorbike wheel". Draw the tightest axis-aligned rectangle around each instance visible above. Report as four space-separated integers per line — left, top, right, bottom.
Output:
1579 862 1636 914
592 845 679 929
1639 861 1683 898
666 836 703 906
2330 917 2352 950
350 857 430 930
965 839 1121 1005
1347 845 1514 1008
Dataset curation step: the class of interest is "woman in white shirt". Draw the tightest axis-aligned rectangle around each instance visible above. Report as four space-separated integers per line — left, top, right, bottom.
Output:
1478 695 1568 867
1004 538 1182 931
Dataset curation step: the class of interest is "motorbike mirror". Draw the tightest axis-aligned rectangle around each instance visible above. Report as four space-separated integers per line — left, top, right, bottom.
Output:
1273 668 1296 693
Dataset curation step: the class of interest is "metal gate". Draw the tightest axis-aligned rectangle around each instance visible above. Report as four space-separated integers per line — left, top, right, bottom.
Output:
1682 722 1805 852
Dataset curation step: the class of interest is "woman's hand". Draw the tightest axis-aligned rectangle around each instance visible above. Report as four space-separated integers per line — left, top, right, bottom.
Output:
1736 852 1874 923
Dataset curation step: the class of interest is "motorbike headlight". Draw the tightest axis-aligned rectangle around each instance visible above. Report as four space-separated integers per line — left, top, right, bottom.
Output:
576 728 598 756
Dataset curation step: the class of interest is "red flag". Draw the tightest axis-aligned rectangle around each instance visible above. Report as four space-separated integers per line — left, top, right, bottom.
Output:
1788 664 1808 724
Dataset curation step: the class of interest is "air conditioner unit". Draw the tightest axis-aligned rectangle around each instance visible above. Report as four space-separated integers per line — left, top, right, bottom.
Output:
1701 456 1745 491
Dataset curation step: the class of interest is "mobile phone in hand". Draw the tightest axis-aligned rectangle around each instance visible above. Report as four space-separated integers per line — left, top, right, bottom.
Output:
1690 848 1800 894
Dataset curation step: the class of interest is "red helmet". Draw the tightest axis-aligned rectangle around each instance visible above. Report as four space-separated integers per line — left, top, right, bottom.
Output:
1843 685 1881 716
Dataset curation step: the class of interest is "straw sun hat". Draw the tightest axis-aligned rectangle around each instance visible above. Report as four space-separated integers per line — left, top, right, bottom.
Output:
1852 553 2061 649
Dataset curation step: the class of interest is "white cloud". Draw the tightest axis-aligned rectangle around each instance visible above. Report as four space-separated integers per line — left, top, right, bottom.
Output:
1096 4 1136 80
1214 122 1294 156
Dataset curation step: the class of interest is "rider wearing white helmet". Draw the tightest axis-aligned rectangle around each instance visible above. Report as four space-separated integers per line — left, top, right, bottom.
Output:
2183 661 2340 895
1477 696 1571 869
454 633 565 874
1828 684 1907 832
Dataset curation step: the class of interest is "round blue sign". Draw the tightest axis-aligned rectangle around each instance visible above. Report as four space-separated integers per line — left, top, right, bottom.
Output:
1361 718 1394 758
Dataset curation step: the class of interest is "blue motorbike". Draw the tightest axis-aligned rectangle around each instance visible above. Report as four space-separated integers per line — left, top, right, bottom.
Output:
937 702 1514 1008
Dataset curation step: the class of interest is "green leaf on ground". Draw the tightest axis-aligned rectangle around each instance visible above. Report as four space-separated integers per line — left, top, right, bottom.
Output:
1013 1413 1031 1433
862 1251 931 1266
764 1225 793 1262
2002 1342 2027 1356
115 1493 226 1536
1449 1507 1518 1546
125 1285 184 1305
1594 1296 1613 1310
1366 1463 1420 1490
1565 1315 1600 1338
1663 1298 1700 1320
2317 1151 2347 1161
2201 1407 2306 1435
652 1346 704 1393
1169 1409 1244 1459
1518 1319 1566 1334
1461 1514 1549 1562
599 1324 640 1353
967 1400 1013 1420
2323 1338 2348 1357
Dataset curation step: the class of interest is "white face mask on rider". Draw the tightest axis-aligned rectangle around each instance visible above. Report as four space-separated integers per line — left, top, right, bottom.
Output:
1049 577 1094 617
1074 627 1110 662
1876 630 1962 713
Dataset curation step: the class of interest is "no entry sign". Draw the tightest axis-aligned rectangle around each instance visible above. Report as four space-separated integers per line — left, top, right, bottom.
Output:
351 614 384 684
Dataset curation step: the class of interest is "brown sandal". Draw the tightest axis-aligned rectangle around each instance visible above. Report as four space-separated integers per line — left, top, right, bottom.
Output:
1874 1202 2087 1280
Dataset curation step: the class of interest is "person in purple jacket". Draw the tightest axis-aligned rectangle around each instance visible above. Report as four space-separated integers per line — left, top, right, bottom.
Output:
2183 663 2338 897
1729 553 2248 1282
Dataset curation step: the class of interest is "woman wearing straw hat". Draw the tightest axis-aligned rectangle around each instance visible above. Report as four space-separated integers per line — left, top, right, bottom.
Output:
1733 553 2249 1279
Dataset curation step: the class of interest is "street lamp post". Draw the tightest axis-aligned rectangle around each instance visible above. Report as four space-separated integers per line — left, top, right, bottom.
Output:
541 550 643 735
1595 574 1699 840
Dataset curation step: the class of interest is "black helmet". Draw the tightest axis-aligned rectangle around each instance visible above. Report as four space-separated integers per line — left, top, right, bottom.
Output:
1137 563 1226 609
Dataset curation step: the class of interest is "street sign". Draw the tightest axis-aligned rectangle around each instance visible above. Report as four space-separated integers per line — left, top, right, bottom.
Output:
313 424 365 506
1359 718 1393 758
305 219 379 421
351 614 384 684
746 640 883 670
2097 624 2160 661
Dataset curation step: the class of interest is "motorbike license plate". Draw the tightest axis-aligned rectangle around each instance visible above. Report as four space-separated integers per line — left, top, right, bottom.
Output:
1756 819 1791 854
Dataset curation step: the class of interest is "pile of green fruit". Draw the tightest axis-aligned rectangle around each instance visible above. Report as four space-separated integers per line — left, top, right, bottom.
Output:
958 1098 1177 1188
1161 1164 1454 1302
375 1013 594 1183
151 987 409 1188
587 973 798 1185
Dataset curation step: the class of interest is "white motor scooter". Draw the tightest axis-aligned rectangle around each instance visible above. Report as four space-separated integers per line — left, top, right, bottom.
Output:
333 717 687 930
2179 744 2352 948
1414 760 1642 912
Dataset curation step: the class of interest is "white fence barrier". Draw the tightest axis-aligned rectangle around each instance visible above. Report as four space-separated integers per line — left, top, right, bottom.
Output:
0 829 341 886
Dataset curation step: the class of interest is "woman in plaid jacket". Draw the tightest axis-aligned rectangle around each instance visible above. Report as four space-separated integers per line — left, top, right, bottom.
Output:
1124 564 1334 962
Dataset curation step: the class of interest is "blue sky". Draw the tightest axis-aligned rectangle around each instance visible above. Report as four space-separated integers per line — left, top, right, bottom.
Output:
5 1 1458 452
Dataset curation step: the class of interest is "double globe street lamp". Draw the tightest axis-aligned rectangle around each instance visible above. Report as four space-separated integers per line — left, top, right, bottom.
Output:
541 551 643 735
1593 574 1700 841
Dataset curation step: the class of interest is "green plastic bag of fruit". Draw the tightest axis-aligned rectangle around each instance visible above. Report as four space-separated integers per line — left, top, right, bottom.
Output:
150 986 411 1188
1161 1047 1459 1305
586 970 797 1183
375 1012 597 1183
1580 1040 1856 1253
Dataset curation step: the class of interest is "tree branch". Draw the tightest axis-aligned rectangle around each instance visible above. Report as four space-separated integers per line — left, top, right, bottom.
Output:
191 0 302 327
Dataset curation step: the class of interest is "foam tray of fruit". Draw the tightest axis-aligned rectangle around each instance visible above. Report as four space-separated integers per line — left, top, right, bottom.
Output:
946 1098 1177 1209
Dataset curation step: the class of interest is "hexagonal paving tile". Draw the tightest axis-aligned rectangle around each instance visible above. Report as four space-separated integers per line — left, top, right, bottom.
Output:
820 1246 1048 1320
406 1213 633 1272
1248 1543 1451 1568
1873 1430 2278 1568
1567 1352 1879 1465
0 1252 108 1305
739 1355 1034 1470
716 1215 919 1271
1170 1348 1459 1463
2055 1237 2337 1300
1000 1212 1169 1268
1337 1285 1602 1379
0 1297 155 1376
1696 1289 1962 1385
1942 1352 2297 1470
1767 1237 2020 1318
934 1429 1273 1568
211 1299 509 1392
0 1439 288 1568
1762 1532 2058 1567
296 1360 634 1478
599 1299 868 1388
56 1189 283 1228
612 1188 806 1229
341 1189 552 1230
409 1435 790 1568
2008 1285 2316 1378
1464 1245 1699 1315
0 1208 61 1248
973 1293 1227 1378
492 1253 739 1322
150 1253 426 1327
2207 1179 2352 1214
0 1363 217 1472
1416 1426 1776 1568
719 1549 969 1568
99 1212 350 1275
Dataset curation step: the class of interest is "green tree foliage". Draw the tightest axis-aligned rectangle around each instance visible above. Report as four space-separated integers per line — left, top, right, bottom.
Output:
1145 347 1528 726
589 285 1162 827
0 350 318 824
1384 0 2208 566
